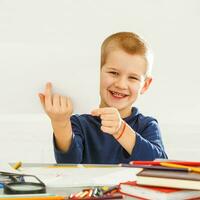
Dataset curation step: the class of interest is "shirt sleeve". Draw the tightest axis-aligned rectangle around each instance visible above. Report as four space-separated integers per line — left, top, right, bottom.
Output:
129 119 168 161
53 115 84 164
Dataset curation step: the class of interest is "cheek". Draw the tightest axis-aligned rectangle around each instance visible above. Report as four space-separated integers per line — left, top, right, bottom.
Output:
129 84 142 95
100 74 113 89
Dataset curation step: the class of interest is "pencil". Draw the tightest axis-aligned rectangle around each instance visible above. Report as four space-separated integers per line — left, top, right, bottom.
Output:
47 164 119 168
47 164 80 168
160 162 200 173
102 185 119 194
0 196 67 200
130 160 200 166
12 161 22 170
120 164 188 172
71 194 123 200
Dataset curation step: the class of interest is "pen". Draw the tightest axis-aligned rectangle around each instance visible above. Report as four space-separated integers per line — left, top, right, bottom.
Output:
160 162 200 173
0 194 58 198
47 164 119 168
102 185 119 194
12 161 22 170
0 196 67 200
47 164 81 168
120 164 188 172
130 161 200 166
79 191 89 198
71 194 123 200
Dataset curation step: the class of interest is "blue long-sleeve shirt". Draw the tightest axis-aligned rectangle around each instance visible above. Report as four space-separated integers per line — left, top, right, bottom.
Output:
54 107 167 164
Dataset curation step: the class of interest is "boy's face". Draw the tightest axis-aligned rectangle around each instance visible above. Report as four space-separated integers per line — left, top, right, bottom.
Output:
100 49 152 117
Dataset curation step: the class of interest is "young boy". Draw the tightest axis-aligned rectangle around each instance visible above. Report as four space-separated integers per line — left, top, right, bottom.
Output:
39 32 167 164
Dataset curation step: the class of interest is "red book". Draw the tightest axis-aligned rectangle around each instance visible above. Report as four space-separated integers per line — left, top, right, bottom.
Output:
119 181 200 200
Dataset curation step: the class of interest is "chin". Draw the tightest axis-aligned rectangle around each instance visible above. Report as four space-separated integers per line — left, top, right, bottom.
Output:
106 101 128 110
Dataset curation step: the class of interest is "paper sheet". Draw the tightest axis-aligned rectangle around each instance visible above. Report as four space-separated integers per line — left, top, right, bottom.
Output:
0 161 22 174
21 166 141 188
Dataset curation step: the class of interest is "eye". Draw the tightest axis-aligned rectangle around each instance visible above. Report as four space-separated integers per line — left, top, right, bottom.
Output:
129 76 140 81
108 71 118 76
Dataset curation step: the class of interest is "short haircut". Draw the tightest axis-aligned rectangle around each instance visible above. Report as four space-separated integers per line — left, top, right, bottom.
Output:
101 32 153 77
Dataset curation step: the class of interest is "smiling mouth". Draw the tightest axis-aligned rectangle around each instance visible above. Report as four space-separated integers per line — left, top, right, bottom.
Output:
110 91 128 98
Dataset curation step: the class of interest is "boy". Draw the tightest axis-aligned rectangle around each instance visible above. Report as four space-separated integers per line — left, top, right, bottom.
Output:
39 32 167 164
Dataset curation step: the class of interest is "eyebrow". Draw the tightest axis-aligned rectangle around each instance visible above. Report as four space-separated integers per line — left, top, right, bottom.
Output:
105 67 142 78
105 67 118 71
129 73 141 78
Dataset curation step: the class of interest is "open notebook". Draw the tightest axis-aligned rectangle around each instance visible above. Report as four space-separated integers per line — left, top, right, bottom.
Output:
0 162 22 175
20 165 141 188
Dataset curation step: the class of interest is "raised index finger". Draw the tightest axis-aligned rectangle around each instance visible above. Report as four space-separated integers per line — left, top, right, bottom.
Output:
44 82 53 107
91 107 114 116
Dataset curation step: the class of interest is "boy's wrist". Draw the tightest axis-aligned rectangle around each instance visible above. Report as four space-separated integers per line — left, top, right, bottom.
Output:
113 120 126 139
51 119 70 128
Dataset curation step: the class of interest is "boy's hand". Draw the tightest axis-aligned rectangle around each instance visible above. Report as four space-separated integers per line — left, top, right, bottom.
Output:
38 82 73 125
91 107 123 135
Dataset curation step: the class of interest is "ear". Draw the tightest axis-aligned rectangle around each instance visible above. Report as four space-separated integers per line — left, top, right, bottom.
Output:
140 77 152 94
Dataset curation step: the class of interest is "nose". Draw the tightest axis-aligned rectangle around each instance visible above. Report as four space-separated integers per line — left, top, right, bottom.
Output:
114 77 127 89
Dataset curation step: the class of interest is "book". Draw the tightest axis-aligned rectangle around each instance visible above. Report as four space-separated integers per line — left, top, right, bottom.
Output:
136 168 200 190
119 181 200 200
130 160 200 167
0 161 22 175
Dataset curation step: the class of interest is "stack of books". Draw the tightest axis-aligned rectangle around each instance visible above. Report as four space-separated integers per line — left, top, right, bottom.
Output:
0 174 11 188
119 160 200 200
119 181 200 200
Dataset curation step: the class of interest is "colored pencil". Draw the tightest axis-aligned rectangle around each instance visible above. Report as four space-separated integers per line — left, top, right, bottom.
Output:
130 160 200 166
160 162 200 173
71 194 123 200
0 196 67 200
12 161 22 170
120 164 188 172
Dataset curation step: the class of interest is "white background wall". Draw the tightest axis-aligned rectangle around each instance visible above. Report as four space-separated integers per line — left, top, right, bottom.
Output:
0 0 200 163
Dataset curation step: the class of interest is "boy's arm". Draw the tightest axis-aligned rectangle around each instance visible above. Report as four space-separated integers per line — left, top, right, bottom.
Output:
117 119 167 160
53 115 84 163
130 120 168 160
113 122 136 155
51 119 73 152
91 107 136 154
91 107 167 160
38 82 74 152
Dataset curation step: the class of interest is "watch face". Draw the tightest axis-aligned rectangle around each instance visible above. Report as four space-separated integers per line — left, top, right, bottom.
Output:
9 183 44 191
3 174 46 194
4 182 46 194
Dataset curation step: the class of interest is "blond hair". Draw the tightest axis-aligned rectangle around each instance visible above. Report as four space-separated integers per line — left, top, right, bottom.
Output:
101 32 153 77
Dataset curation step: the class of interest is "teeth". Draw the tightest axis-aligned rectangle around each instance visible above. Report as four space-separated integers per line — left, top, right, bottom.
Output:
111 91 126 97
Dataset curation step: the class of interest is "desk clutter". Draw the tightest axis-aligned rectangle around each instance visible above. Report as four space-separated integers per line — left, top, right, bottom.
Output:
119 181 200 200
119 160 200 199
0 160 200 199
68 186 123 199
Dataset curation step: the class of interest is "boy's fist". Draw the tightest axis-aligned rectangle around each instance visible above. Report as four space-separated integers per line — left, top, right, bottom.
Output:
38 82 73 124
91 107 123 136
